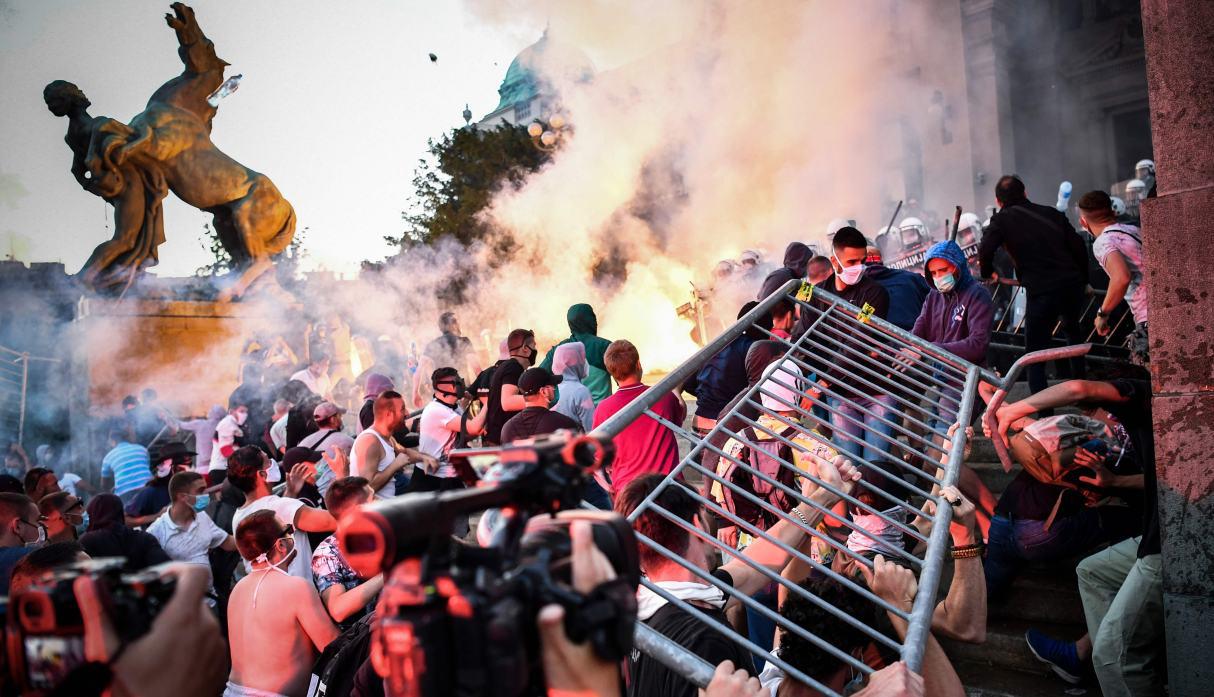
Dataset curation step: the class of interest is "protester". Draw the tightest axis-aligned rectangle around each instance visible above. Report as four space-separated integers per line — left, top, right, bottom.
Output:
484 328 539 445
687 302 761 435
357 372 395 431
978 174 1089 394
758 241 812 300
228 445 337 583
1077 190 1149 366
291 352 333 400
148 471 236 598
550 341 597 432
418 367 488 467
126 440 195 527
865 252 932 331
0 492 40 596
38 490 85 543
268 397 293 456
540 304 614 403
352 390 432 499
131 387 179 446
179 404 227 474
7 541 89 598
300 400 355 496
806 255 834 287
228 510 338 697
416 311 482 406
209 401 251 485
23 467 60 503
312 476 383 627
4 442 30 479
501 367 579 442
78 493 170 570
615 456 861 697
100 425 152 503
592 340 685 496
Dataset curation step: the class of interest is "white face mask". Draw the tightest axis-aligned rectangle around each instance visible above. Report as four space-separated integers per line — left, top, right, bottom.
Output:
263 461 282 484
834 257 866 286
934 272 957 293
234 410 248 426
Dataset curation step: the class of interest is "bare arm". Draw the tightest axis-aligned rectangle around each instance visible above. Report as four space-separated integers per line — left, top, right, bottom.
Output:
1098 249 1132 313
355 435 407 492
988 380 1126 446
320 574 385 623
294 506 337 534
501 384 525 412
930 487 987 643
292 579 340 652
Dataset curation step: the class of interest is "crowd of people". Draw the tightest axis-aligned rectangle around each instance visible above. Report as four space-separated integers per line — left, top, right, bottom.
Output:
0 172 1160 697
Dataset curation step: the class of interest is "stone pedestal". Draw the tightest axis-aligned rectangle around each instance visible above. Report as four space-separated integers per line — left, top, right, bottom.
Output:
1140 1 1214 693
71 298 271 418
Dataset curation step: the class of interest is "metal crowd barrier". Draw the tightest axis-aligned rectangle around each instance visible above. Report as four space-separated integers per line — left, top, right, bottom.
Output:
987 279 1132 364
593 279 1002 694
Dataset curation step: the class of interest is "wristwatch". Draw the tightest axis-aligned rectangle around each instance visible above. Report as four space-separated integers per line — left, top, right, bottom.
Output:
1095 309 1109 318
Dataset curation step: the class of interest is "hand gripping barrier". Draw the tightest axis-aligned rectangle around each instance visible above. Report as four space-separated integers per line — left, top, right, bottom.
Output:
592 279 1003 694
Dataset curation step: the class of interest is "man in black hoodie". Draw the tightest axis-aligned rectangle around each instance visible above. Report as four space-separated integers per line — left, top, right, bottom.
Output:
979 175 1089 394
757 242 812 301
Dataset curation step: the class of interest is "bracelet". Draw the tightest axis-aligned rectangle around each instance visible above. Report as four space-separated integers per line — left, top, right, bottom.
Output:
791 504 811 527
951 543 984 560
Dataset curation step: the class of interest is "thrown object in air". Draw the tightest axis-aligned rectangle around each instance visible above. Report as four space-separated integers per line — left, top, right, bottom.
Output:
43 3 296 300
206 73 242 107
429 52 438 62
1056 180 1072 212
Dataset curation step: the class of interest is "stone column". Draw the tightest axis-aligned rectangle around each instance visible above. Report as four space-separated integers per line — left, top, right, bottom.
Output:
1139 2 1214 694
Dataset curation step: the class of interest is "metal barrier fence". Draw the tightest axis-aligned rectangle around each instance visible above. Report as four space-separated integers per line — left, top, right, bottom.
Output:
987 279 1132 363
593 279 1004 694
0 346 30 445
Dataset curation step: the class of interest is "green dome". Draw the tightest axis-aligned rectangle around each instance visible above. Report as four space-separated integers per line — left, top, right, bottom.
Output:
494 32 595 112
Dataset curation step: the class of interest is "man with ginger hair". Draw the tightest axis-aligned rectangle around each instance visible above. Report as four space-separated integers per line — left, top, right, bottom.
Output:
591 340 685 495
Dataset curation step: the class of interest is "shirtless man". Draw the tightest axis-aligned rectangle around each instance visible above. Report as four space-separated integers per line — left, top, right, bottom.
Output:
351 390 435 499
227 510 338 697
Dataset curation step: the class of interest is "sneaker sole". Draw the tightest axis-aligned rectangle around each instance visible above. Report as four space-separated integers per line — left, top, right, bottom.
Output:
1024 631 1083 685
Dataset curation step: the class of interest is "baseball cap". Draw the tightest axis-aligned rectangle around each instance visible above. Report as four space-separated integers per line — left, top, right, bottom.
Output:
150 441 196 463
517 367 562 396
314 401 347 420
282 446 324 470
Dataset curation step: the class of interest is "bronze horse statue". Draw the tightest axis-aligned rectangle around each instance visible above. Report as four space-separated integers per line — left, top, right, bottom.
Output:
46 3 295 299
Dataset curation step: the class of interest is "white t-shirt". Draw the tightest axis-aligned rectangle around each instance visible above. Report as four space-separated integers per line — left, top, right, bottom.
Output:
269 414 289 454
58 473 83 497
209 414 243 472
291 368 332 399
1093 224 1148 325
231 495 313 582
351 429 397 498
418 400 462 479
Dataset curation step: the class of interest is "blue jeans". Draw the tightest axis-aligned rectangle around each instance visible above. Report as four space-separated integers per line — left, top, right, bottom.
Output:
828 394 897 463
984 509 1138 599
745 584 778 672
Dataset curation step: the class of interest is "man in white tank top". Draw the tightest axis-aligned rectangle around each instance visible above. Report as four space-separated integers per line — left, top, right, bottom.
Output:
351 390 435 498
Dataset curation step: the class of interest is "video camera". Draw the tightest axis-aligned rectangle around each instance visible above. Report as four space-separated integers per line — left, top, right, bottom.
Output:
337 431 640 697
4 558 176 696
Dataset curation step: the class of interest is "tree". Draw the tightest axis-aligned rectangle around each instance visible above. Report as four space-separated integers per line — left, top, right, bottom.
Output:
194 222 229 277
393 123 551 251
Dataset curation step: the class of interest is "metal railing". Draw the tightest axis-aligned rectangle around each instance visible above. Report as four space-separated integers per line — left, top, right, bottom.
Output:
0 345 62 446
986 279 1132 363
592 279 1000 693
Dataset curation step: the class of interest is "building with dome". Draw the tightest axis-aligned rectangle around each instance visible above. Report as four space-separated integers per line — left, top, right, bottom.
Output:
477 30 595 129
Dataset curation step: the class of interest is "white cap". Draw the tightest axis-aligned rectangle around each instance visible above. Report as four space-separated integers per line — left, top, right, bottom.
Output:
758 359 805 412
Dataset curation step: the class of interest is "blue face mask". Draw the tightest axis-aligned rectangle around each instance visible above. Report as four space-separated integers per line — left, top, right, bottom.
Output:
192 493 211 512
935 272 957 293
75 512 90 537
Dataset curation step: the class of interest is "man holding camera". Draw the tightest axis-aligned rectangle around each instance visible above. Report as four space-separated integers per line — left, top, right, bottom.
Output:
413 368 489 538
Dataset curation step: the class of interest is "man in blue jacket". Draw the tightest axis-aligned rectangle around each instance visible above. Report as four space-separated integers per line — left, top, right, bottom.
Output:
865 246 931 331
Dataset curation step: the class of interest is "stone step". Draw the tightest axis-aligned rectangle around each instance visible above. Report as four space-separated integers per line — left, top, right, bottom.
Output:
956 658 1102 697
989 567 1087 626
942 618 1087 679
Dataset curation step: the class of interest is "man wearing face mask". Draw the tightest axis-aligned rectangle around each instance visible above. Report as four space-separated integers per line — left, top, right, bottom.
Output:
483 328 538 446
228 510 338 697
0 493 43 597
38 491 86 543
125 441 195 527
209 400 251 486
501 367 580 444
148 472 236 603
228 445 336 583
412 369 488 536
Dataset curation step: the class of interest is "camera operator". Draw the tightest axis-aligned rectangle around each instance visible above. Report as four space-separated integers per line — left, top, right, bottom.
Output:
228 510 338 697
614 456 860 697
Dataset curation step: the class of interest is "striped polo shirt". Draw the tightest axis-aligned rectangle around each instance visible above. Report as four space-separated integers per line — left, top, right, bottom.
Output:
101 442 152 495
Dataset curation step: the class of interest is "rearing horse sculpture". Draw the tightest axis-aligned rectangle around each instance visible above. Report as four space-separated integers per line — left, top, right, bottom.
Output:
45 3 295 299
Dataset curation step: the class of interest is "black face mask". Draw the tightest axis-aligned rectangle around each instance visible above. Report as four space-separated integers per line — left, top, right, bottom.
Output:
437 380 467 401
513 345 537 366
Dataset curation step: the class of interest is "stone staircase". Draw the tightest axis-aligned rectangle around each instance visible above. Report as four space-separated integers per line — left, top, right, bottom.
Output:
942 382 1102 696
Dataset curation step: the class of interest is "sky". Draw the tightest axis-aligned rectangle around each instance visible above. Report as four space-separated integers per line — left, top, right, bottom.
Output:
0 0 558 277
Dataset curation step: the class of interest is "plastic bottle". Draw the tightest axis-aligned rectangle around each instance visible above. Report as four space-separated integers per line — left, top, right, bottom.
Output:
206 74 243 107
1055 180 1072 212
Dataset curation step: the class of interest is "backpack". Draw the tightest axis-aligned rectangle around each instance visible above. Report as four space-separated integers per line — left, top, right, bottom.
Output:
308 614 375 697
1008 414 1111 526
717 426 799 529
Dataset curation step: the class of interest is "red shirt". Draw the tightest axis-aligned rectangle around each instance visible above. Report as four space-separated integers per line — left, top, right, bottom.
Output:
592 383 684 494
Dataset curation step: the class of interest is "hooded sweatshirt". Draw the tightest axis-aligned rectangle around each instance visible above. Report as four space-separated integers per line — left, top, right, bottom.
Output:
911 241 994 365
758 242 812 300
540 304 613 403
551 342 595 432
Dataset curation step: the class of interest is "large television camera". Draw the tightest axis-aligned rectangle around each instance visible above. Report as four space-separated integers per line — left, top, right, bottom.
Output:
337 431 640 697
4 558 176 696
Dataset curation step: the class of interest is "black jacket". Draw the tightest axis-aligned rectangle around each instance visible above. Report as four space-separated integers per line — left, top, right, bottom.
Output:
758 242 812 300
978 201 1088 294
